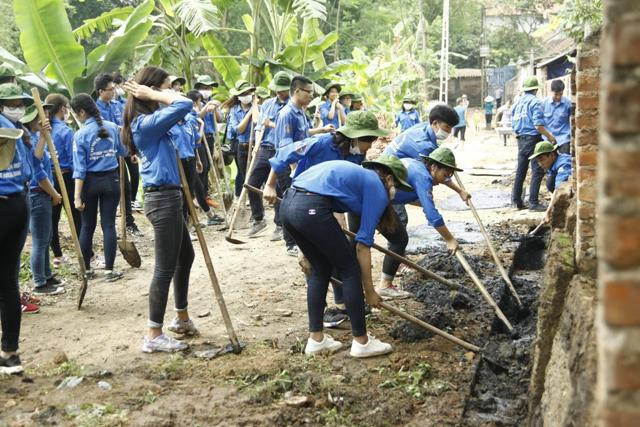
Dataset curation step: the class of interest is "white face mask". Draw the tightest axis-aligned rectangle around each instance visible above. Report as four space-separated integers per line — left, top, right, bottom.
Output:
403 103 414 111
239 94 253 105
63 111 70 122
435 129 449 140
349 144 362 155
2 106 25 122
199 90 212 99
115 87 125 97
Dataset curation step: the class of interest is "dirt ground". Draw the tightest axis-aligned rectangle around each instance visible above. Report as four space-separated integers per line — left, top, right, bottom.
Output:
1 127 548 426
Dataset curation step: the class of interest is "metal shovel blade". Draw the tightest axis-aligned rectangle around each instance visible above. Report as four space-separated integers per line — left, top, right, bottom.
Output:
225 234 247 245
118 239 141 268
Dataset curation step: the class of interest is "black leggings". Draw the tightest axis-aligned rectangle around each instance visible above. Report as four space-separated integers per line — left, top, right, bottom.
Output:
51 171 82 257
125 156 140 203
280 189 367 337
181 157 210 218
0 193 27 352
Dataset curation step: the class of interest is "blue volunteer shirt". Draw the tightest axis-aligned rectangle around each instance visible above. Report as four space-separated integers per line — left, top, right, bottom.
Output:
393 158 445 228
511 92 544 136
72 118 126 180
133 98 192 187
229 104 254 143
28 130 53 190
484 101 494 115
170 120 197 160
547 152 572 190
0 115 29 195
543 96 572 146
292 160 389 247
319 100 340 128
185 111 202 146
96 98 123 126
274 100 310 149
394 109 421 132
50 117 74 171
454 106 467 128
201 103 217 135
383 122 438 160
269 133 341 178
256 96 289 147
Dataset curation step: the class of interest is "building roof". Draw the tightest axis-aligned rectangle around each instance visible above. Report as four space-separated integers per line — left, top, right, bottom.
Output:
452 68 482 78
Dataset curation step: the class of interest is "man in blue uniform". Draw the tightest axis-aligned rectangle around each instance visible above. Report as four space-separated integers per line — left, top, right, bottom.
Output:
394 96 421 132
543 79 572 155
510 76 558 211
319 82 346 128
194 74 223 204
529 141 572 223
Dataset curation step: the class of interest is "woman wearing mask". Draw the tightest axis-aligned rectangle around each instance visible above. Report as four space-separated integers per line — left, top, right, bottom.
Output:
194 75 222 205
279 156 412 357
222 80 257 197
121 66 197 353
46 94 81 269
394 96 421 133
71 94 126 282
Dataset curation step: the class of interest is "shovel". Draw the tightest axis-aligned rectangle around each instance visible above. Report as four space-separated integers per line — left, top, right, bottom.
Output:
31 89 89 309
201 135 229 226
117 157 141 268
175 150 242 353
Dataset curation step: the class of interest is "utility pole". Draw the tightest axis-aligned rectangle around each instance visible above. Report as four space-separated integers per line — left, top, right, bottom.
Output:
334 0 341 61
417 0 429 105
480 5 486 104
438 0 450 104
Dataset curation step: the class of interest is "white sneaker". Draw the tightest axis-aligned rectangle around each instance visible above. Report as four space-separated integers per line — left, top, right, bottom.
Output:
377 285 412 299
304 334 343 356
350 334 393 358
167 317 199 336
141 334 189 353
189 233 197 241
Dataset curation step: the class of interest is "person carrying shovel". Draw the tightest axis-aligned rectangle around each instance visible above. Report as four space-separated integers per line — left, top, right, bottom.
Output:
279 156 412 357
528 140 572 224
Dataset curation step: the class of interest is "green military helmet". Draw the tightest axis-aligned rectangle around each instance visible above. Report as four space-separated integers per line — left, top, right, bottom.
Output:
0 83 34 106
528 141 557 160
362 154 413 191
194 74 218 88
351 93 363 103
20 102 54 124
323 81 342 96
230 79 256 96
522 76 540 91
0 63 16 78
268 71 292 92
421 146 463 171
255 86 270 99
339 90 354 99
0 127 23 170
402 95 418 104
169 75 186 86
337 110 390 139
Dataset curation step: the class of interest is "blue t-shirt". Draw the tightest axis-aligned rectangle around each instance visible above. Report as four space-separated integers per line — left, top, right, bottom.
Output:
274 101 310 149
454 106 467 128
28 130 53 190
96 98 123 126
319 100 340 128
269 133 341 178
50 118 74 171
484 101 494 115
229 104 254 143
511 92 544 136
383 122 438 160
132 98 192 187
394 109 421 132
393 158 445 228
72 118 126 180
543 96 572 146
0 113 30 194
171 120 197 160
256 96 289 147
547 152 572 190
292 160 389 247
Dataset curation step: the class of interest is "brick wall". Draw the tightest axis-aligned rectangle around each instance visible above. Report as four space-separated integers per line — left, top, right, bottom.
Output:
598 0 640 425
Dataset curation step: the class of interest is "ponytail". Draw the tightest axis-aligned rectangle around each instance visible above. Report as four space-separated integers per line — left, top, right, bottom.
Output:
70 93 109 139
45 93 69 118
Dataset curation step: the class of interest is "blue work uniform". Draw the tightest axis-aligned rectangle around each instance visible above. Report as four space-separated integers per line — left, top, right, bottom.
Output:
0 117 30 195
200 102 217 135
547 152 572 192
185 111 202 145
542 96 572 147
28 131 53 191
256 96 289 147
170 120 197 160
229 104 253 143
454 106 467 128
292 160 389 247
511 92 544 136
132 99 192 187
50 118 74 171
393 158 445 228
96 99 123 126
274 100 310 149
72 118 126 180
319 100 340 128
269 133 341 178
395 109 421 132
383 122 438 160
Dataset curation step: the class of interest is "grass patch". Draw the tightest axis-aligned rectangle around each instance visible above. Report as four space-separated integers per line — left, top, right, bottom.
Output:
377 362 449 399
65 403 128 426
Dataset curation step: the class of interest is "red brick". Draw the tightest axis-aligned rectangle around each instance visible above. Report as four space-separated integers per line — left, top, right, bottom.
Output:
610 350 640 391
577 74 600 92
604 280 640 326
601 216 640 269
578 204 595 220
577 95 599 110
577 54 600 71
575 112 599 130
578 167 597 182
602 410 640 426
604 83 640 135
577 148 598 167
603 152 640 198
612 24 640 66
578 221 595 238
578 183 596 203
575 129 599 147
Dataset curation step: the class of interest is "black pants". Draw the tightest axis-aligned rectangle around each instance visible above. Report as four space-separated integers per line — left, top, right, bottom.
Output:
234 142 248 198
453 126 466 141
557 143 570 155
80 170 120 270
280 189 366 337
275 171 297 248
512 134 545 206
181 157 210 219
485 114 493 127
0 193 27 352
122 160 136 228
248 146 281 223
144 189 194 327
51 171 82 257
125 156 140 204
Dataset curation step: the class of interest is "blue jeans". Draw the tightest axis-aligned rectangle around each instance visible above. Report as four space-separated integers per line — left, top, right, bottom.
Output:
512 135 544 206
29 191 53 288
280 189 367 337
80 170 119 270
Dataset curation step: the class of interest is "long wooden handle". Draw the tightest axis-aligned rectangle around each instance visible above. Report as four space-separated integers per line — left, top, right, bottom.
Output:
118 157 127 244
453 172 522 307
202 136 228 222
175 150 241 352
455 251 513 331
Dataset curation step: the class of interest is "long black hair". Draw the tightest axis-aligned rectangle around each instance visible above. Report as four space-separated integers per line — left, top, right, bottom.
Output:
366 164 398 235
45 93 69 118
70 93 109 139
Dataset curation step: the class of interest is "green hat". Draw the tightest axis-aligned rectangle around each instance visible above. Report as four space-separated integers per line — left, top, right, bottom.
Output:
351 93 363 102
528 141 557 160
194 74 218 88
402 95 418 104
0 83 34 106
339 91 354 99
20 103 54 124
324 81 341 96
0 63 16 78
169 75 186 86
337 111 390 139
362 154 413 191
268 71 292 92
255 86 270 99
422 147 463 171
230 80 256 96
0 127 23 170
522 76 540 91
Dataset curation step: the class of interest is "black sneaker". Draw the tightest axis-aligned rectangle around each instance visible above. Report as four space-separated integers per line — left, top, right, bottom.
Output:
512 202 525 210
0 354 23 375
46 276 65 287
529 203 547 212
323 307 349 328
33 285 65 296
247 219 267 237
127 224 144 237
104 270 123 283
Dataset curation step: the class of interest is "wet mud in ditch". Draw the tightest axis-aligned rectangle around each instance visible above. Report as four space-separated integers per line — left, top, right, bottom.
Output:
390 222 548 425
